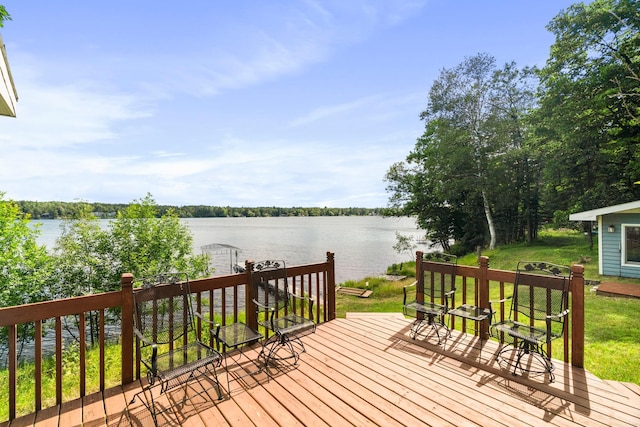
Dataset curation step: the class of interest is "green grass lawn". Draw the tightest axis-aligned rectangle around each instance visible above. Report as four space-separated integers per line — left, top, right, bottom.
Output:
336 229 640 385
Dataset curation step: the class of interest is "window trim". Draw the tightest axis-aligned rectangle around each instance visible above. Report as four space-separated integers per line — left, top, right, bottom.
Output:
621 224 640 267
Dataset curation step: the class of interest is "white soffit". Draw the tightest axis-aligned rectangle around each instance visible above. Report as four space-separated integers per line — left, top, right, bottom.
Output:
569 200 640 221
0 33 18 117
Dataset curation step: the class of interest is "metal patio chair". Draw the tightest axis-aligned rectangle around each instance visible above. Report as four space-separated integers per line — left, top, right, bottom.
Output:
489 261 572 382
403 252 457 344
250 260 316 367
129 273 223 425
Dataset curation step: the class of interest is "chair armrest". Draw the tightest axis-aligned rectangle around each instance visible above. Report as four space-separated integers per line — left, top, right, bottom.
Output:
252 298 276 313
546 308 570 321
545 308 570 338
253 298 278 329
404 281 417 289
291 292 315 307
290 291 314 304
133 327 154 346
211 323 222 351
194 311 217 326
403 281 417 305
444 289 456 308
134 327 158 374
193 311 222 345
488 296 512 321
290 292 315 319
489 296 512 305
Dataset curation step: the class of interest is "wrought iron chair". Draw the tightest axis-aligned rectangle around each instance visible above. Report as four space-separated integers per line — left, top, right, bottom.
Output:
130 273 223 425
403 252 457 344
489 261 571 382
250 260 316 367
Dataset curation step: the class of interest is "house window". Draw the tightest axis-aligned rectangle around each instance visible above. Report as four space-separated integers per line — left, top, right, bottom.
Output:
623 225 640 265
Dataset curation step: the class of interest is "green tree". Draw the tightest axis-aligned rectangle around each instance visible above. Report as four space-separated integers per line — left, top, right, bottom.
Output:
0 5 10 27
51 203 113 345
52 202 112 297
535 0 640 214
108 193 210 281
0 193 52 355
487 63 541 243
49 195 210 345
386 54 538 253
392 231 417 260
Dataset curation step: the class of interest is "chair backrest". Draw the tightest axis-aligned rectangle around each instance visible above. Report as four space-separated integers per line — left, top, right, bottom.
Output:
250 260 290 312
419 252 457 303
511 261 571 332
133 272 194 348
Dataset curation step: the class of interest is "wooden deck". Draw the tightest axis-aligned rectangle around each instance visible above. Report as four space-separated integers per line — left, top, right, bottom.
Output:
8 314 640 426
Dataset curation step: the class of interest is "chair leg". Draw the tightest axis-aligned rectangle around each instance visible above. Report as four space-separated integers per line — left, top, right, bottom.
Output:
128 380 160 427
280 334 307 365
514 342 555 382
209 361 224 400
259 334 281 367
409 318 425 339
497 342 556 383
260 333 307 368
128 362 223 427
410 315 450 344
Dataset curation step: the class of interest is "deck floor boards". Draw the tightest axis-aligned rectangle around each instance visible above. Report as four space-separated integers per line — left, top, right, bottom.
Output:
7 315 640 426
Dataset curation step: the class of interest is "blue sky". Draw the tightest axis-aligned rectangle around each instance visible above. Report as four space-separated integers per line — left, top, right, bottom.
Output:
1 1 579 208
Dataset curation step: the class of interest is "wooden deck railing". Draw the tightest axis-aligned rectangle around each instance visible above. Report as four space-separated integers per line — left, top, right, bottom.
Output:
417 252 585 368
0 251 587 423
0 252 336 422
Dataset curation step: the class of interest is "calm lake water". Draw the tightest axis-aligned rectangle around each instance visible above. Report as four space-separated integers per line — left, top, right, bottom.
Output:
10 216 430 364
34 216 430 284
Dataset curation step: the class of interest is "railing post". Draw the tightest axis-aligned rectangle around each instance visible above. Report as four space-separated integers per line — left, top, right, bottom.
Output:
478 256 490 340
327 252 336 321
8 325 16 421
571 264 585 368
416 251 424 316
121 273 134 385
245 260 258 331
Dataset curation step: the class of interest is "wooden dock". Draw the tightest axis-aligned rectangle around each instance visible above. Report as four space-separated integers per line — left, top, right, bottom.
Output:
335 285 373 297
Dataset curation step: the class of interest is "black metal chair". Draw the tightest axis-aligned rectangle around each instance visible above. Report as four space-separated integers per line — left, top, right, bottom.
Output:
250 260 316 367
130 273 223 424
403 252 457 344
489 261 571 382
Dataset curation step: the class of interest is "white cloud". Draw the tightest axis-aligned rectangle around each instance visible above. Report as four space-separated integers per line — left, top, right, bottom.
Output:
118 0 428 98
287 95 382 127
2 64 151 149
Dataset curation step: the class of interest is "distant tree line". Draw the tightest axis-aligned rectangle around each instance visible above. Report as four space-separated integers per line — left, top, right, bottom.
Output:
385 0 640 255
16 200 386 220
